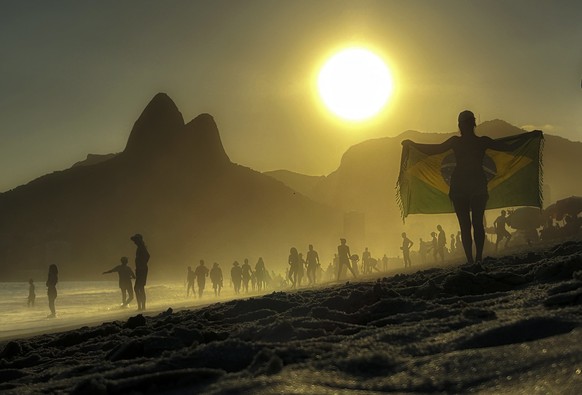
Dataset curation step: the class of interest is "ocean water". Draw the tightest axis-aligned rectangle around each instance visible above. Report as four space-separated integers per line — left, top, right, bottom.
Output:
0 280 201 338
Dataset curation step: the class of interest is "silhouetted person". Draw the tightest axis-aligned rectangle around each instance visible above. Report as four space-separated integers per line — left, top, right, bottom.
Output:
210 262 223 297
288 247 299 288
27 278 35 307
382 254 389 271
402 111 538 263
494 210 512 252
362 247 371 274
103 256 136 307
231 261 242 294
131 233 150 311
297 252 305 287
305 244 320 286
186 266 195 297
456 231 462 254
450 234 456 255
437 225 446 264
194 260 209 298
401 232 413 267
255 257 267 292
46 264 58 318
337 238 357 280
241 258 252 294
430 232 438 263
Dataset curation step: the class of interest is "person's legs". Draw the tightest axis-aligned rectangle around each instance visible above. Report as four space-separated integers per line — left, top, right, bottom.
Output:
471 195 488 262
452 197 474 263
121 288 127 305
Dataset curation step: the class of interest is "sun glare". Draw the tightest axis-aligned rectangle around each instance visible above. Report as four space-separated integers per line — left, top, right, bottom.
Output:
318 47 394 122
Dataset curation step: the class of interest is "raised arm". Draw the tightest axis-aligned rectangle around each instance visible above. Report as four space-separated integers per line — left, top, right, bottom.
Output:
487 130 543 152
402 136 456 155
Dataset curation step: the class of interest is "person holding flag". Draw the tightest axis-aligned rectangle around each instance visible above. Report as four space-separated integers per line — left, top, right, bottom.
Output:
400 110 542 264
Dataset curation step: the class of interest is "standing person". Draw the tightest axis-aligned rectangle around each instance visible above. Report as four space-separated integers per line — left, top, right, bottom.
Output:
402 111 540 264
337 238 357 280
430 232 438 263
305 244 320 286
186 266 195 297
231 261 242 295
450 234 456 255
401 232 413 268
102 256 136 307
241 258 252 294
194 260 209 298
362 247 371 274
46 264 58 318
131 234 150 311
436 225 447 264
297 253 305 287
209 262 223 297
288 247 299 289
494 210 512 252
27 279 36 307
382 254 389 271
255 257 266 292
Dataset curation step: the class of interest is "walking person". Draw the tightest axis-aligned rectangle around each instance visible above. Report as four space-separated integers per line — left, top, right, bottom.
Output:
194 260 209 298
186 266 195 297
210 262 223 297
337 238 357 280
305 244 320 286
131 234 150 311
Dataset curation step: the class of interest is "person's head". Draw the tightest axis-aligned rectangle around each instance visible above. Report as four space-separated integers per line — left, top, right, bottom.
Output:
401 232 406 238
233 261 239 266
290 247 297 255
213 262 219 268
130 233 144 245
458 110 476 136
308 244 313 251
29 278 33 284
437 225 443 231
188 266 192 271
501 210 507 216
340 238 346 245
244 258 248 264
121 256 128 265
199 259 205 266
365 247 369 251
431 232 436 237
49 264 58 275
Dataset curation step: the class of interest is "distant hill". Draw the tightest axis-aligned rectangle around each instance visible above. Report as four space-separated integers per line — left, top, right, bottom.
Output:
0 94 341 281
266 120 582 254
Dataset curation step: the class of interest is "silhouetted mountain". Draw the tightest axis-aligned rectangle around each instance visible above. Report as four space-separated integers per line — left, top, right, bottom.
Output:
262 170 326 199
0 94 341 280
72 153 118 168
266 120 582 253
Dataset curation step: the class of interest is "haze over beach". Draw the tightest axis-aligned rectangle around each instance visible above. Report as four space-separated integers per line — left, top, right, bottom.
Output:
1 1 582 394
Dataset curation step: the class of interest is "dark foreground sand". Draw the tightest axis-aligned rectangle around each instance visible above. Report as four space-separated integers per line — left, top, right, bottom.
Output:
1 241 582 394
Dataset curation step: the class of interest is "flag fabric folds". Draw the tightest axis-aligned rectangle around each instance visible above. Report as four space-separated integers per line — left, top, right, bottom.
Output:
396 131 544 219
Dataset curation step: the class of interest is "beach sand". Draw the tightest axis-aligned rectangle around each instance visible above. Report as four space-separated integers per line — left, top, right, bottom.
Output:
1 241 581 394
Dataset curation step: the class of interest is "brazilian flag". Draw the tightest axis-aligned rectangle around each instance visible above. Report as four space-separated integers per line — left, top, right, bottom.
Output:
396 131 543 219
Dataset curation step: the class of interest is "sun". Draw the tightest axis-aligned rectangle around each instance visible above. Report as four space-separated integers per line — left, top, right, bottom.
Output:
317 47 394 122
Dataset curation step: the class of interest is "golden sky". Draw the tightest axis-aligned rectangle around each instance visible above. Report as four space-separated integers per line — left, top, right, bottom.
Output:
1 0 581 192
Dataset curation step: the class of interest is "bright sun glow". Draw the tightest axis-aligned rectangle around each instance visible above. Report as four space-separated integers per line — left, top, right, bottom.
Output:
318 47 394 121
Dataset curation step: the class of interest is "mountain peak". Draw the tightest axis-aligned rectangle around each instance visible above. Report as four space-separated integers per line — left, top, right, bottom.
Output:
123 93 185 158
179 113 230 166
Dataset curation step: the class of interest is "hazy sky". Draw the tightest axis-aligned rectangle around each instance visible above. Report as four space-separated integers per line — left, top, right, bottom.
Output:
1 0 581 192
